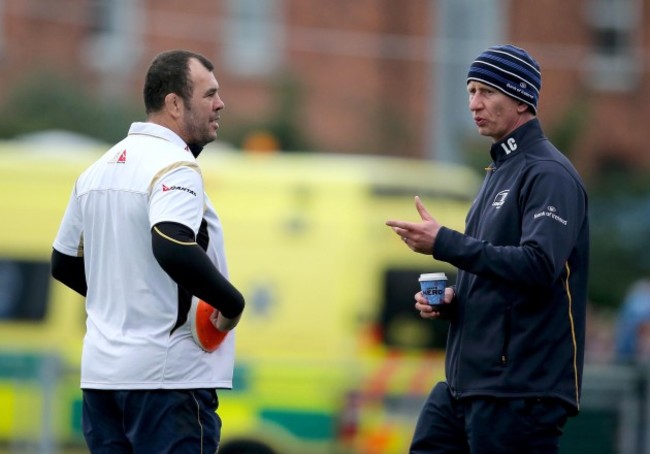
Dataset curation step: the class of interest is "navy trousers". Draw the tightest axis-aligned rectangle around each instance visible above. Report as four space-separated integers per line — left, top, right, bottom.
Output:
82 388 221 454
410 382 569 454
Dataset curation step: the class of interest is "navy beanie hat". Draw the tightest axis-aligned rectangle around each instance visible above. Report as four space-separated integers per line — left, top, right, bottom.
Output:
467 44 542 114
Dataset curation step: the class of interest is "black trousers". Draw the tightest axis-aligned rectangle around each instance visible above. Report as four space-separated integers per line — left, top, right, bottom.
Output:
410 382 569 454
82 388 221 454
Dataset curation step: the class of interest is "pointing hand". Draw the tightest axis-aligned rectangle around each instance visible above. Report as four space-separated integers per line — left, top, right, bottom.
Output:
385 196 441 255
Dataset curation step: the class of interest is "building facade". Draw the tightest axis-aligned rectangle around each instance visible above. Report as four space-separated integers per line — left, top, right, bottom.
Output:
0 0 647 179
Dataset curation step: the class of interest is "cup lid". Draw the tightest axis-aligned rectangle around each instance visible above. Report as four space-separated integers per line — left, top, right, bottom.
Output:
419 272 447 281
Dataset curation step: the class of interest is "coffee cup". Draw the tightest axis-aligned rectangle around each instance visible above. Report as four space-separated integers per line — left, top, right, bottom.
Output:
419 272 447 306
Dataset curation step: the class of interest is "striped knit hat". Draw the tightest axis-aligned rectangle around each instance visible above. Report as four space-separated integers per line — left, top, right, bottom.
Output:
467 44 542 114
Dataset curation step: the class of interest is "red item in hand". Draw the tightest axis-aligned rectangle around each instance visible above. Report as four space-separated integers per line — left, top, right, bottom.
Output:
190 299 228 352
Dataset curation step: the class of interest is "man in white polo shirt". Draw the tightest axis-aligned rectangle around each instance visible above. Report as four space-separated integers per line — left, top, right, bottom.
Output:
51 49 245 453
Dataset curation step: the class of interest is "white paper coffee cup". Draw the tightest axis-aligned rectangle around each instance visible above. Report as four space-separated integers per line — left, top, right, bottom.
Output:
419 272 447 306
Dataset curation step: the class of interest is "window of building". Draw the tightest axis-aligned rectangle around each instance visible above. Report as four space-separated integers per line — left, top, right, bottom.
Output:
83 0 142 91
223 0 283 76
586 0 641 91
0 259 50 321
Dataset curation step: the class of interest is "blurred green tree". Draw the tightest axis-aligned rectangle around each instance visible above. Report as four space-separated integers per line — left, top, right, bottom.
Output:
0 72 141 144
588 166 650 308
219 73 313 152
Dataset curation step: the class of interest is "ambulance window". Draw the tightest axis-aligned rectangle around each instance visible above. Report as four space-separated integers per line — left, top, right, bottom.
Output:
380 269 452 350
0 259 49 320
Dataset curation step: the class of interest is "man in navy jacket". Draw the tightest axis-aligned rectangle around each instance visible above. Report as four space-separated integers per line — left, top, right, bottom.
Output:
387 44 589 454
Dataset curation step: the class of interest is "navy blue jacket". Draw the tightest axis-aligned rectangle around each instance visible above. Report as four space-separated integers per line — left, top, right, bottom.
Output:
433 118 589 414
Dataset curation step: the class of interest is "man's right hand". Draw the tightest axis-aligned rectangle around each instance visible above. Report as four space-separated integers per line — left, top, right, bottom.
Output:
212 311 242 332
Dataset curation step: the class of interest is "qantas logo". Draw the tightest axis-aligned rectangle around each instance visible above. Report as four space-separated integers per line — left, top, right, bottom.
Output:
108 149 127 164
162 184 197 197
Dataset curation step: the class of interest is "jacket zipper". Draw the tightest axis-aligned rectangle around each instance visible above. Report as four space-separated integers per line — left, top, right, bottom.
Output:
454 165 498 385
501 304 512 366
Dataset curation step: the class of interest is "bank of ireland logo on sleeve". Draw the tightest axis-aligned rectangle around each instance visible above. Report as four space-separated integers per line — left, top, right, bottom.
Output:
533 205 568 226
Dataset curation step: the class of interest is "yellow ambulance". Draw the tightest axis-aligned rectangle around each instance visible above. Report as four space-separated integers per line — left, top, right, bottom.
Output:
0 141 480 453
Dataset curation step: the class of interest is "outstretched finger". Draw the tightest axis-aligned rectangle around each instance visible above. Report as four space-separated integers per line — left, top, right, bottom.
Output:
415 196 433 221
389 226 410 239
385 220 415 231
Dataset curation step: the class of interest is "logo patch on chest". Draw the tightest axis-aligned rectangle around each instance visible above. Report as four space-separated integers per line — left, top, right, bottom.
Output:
492 190 509 209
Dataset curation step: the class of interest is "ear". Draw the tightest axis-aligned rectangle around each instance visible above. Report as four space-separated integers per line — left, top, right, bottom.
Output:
164 93 183 119
517 101 530 114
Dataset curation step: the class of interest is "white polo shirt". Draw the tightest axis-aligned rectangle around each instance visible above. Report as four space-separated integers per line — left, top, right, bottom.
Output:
53 122 236 390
